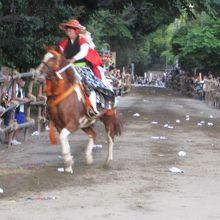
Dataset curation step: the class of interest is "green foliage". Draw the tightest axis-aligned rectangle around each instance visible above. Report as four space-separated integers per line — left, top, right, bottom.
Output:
0 0 83 68
0 0 219 73
171 13 220 74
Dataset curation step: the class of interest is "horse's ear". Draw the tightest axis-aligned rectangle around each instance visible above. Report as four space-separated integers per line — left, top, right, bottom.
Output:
43 44 48 51
54 45 61 53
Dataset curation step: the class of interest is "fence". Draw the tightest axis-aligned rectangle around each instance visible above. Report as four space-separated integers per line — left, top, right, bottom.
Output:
165 72 220 109
107 73 132 96
0 68 132 145
0 70 47 145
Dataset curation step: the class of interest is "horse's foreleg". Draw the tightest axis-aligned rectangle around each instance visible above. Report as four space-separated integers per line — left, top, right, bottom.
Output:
59 128 74 174
82 127 96 165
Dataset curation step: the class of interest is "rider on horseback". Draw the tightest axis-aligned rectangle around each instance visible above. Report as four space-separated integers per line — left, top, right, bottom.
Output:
59 19 106 114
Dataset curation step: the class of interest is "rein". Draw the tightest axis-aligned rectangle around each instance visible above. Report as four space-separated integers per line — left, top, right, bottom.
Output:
50 83 77 107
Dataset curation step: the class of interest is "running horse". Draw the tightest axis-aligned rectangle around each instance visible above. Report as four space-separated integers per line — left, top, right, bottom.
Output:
36 47 122 174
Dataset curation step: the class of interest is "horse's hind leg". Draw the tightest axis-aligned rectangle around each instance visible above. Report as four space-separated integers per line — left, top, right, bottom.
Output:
82 127 96 165
106 129 114 165
59 128 74 173
102 114 121 166
102 120 114 165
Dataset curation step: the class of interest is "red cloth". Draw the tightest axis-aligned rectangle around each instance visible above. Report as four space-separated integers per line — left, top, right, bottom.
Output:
78 38 103 67
59 38 68 51
92 66 102 79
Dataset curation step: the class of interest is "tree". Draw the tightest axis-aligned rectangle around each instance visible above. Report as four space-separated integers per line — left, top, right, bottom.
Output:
0 0 219 71
171 12 220 75
0 0 83 69
83 0 219 70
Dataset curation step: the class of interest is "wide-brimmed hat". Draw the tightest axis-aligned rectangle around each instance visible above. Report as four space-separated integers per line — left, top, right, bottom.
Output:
59 19 86 31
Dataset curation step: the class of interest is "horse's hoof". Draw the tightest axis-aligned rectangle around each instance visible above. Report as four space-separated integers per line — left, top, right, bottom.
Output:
65 166 73 174
104 159 113 168
86 155 94 165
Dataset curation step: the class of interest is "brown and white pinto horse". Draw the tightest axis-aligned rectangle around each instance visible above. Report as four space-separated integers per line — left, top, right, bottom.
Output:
36 47 122 173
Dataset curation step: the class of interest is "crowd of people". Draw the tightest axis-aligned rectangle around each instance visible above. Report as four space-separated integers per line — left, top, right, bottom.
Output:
133 72 165 87
165 68 220 102
105 64 132 96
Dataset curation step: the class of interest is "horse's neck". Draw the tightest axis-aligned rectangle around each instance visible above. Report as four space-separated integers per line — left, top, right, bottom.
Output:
64 67 77 86
57 57 75 84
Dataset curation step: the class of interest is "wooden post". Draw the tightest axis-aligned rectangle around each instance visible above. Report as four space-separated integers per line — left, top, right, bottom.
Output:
37 83 43 133
24 78 34 141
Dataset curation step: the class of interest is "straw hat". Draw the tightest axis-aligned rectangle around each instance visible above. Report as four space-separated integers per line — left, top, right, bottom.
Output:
59 19 86 31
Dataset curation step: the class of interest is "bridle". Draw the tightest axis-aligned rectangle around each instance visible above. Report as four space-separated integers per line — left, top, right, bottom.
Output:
41 50 63 79
41 61 54 77
42 50 81 81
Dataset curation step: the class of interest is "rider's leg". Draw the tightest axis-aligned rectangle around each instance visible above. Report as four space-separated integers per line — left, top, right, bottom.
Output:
89 91 99 114
97 66 114 92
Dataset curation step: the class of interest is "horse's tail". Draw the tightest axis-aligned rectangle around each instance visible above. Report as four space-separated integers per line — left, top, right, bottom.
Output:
103 109 122 136
113 115 122 136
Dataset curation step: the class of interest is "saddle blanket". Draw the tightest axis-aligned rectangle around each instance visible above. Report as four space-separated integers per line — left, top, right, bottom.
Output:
75 66 115 99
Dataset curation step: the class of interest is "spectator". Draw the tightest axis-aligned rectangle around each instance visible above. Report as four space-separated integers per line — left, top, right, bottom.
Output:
4 77 30 145
109 63 115 72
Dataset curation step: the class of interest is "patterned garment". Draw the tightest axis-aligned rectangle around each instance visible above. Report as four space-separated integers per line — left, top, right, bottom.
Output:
75 66 115 99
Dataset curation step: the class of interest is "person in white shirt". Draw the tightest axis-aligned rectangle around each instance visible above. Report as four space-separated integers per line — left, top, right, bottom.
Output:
6 78 30 145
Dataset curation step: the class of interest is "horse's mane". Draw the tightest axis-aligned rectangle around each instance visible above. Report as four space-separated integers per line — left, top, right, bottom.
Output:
44 45 62 57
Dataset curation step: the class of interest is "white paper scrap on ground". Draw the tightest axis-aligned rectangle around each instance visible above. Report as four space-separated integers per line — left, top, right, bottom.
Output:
159 136 168 140
151 121 158 124
201 121 205 124
31 131 39 136
176 120 180 123
207 122 214 126
167 126 174 129
151 136 167 140
93 144 103 148
186 115 190 121
209 115 214 118
169 167 184 173
164 124 169 127
133 113 140 117
178 151 186 156
197 123 202 126
0 188 4 193
57 168 65 172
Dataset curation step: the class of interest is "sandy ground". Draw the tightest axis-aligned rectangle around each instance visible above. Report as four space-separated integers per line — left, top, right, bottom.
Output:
1 86 220 220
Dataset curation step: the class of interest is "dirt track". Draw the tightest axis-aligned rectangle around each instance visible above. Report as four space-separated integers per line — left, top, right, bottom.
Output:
1 86 220 220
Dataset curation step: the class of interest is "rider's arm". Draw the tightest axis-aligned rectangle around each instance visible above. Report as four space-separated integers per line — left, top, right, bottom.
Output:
73 43 90 61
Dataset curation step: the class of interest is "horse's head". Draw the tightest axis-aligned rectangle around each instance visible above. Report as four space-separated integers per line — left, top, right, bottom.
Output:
36 46 62 78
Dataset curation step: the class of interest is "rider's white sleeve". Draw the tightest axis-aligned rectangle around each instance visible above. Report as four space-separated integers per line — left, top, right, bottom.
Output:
73 43 90 61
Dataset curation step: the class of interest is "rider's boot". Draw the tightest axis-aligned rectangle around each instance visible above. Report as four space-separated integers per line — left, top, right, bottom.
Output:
89 91 99 114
